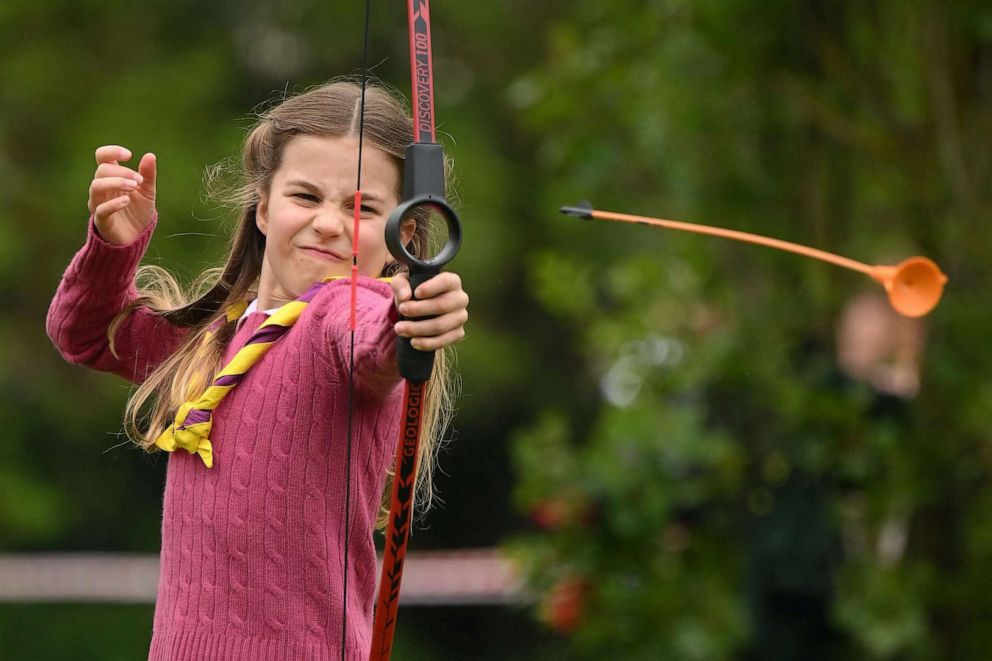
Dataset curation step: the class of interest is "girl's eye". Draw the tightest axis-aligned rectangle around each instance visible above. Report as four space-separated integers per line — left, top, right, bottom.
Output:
293 192 320 203
347 202 379 215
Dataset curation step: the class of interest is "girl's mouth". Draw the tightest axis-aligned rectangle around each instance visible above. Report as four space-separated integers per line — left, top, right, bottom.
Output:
300 246 345 262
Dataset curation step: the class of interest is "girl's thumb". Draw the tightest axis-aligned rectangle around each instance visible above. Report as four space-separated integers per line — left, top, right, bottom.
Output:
138 152 157 196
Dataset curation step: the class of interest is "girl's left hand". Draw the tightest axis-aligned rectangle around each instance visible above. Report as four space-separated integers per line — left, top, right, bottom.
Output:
391 272 469 351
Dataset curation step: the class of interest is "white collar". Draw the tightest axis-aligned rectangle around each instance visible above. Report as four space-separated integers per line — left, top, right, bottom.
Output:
237 299 281 329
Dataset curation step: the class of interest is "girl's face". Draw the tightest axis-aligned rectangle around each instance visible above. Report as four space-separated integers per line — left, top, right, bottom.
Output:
255 134 403 308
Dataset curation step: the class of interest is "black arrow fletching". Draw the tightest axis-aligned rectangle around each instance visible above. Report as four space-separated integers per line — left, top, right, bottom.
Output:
560 200 594 219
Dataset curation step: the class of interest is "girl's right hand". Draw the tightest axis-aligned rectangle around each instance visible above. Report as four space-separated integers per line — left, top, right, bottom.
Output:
88 145 157 246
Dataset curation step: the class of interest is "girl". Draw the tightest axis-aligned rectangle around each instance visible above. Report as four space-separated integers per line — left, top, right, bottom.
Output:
45 81 469 660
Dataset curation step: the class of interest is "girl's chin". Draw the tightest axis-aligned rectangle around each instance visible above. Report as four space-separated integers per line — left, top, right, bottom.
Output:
298 267 351 284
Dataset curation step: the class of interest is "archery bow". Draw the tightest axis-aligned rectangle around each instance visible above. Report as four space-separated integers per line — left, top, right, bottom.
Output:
367 1 461 659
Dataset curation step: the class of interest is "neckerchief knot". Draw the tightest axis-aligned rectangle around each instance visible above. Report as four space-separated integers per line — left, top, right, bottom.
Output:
153 281 329 467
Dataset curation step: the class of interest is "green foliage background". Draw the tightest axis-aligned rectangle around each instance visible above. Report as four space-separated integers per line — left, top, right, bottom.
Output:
1 0 988 659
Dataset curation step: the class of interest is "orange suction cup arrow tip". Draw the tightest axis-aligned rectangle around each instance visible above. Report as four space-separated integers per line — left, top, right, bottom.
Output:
869 257 948 318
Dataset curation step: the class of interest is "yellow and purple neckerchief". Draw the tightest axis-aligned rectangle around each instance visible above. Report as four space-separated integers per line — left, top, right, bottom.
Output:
154 277 386 467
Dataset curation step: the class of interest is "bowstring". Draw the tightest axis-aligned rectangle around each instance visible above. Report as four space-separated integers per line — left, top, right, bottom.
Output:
342 0 372 657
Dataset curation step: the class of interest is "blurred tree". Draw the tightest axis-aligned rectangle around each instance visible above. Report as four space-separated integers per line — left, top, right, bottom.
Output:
509 0 991 659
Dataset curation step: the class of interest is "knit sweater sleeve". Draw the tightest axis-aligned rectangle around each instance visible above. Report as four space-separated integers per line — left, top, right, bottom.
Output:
45 215 187 384
305 277 402 398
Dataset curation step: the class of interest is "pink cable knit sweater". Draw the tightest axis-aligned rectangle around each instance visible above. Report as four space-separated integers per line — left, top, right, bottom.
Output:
46 217 404 660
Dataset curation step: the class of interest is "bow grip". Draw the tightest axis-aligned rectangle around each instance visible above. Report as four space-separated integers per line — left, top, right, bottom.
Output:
396 266 441 382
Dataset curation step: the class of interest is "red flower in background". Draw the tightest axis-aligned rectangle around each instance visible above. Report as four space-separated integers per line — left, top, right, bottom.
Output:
530 495 596 530
541 576 588 633
530 498 570 529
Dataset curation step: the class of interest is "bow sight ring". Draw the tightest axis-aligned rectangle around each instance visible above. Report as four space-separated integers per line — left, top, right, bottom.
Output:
385 194 461 272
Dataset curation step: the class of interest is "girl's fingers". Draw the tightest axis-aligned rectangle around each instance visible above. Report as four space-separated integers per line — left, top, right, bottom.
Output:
395 308 469 341
398 287 469 319
95 163 144 183
391 271 468 350
409 271 463 300
95 145 132 165
390 272 412 305
93 195 131 221
88 178 139 214
408 327 467 352
90 177 139 200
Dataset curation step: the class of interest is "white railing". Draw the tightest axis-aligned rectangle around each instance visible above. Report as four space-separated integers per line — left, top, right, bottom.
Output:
0 548 525 606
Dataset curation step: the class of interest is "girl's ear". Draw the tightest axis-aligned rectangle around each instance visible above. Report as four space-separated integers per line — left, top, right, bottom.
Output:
255 194 269 236
400 219 416 248
384 220 417 269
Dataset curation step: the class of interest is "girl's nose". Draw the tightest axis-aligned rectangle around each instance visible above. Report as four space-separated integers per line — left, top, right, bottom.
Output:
311 206 348 236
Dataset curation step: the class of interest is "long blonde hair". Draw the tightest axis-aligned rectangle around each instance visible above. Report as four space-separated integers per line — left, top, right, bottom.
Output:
113 79 457 527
